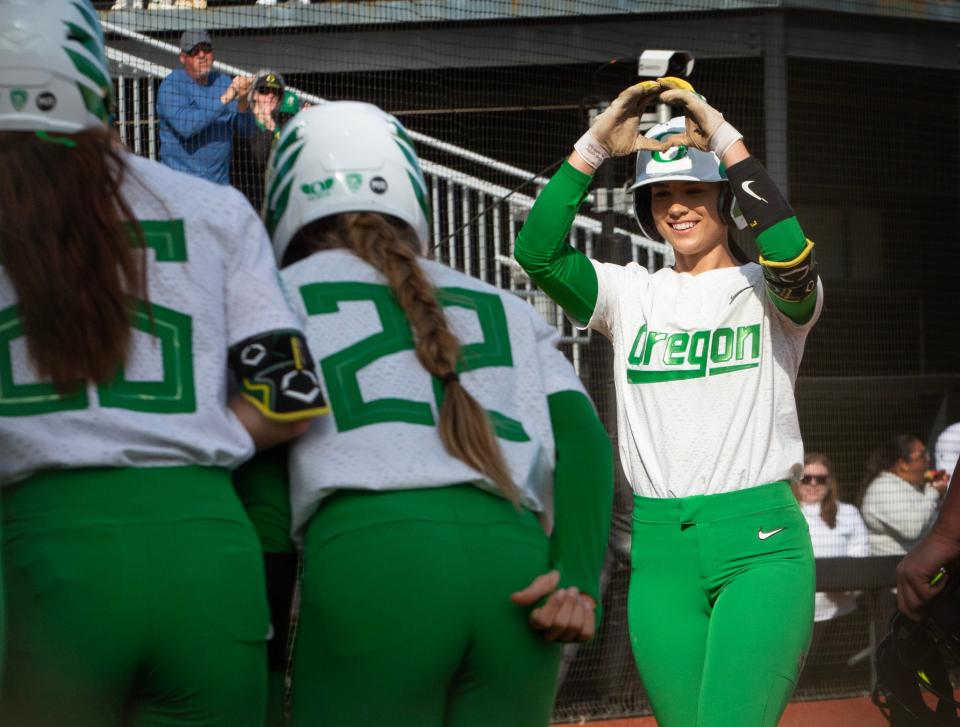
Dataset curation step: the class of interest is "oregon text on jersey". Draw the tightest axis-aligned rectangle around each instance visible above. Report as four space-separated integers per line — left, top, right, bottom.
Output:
625 322 762 383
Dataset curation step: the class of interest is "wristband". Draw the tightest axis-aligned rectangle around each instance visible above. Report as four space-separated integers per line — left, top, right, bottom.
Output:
573 130 610 170
708 121 744 159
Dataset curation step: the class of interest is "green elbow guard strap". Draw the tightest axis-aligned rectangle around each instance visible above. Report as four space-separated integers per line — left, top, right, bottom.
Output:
760 239 818 304
229 330 328 421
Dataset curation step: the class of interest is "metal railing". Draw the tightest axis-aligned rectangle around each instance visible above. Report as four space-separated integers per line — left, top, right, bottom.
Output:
109 46 672 373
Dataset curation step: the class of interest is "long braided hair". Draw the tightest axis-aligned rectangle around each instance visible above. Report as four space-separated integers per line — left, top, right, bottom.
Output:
286 212 521 505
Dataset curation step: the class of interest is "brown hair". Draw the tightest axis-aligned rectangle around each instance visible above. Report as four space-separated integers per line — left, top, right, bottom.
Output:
287 212 521 505
792 451 839 528
859 433 920 501
0 129 145 393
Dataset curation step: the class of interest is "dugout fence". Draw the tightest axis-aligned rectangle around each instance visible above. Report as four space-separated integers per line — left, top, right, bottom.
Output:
100 0 960 721
109 41 671 369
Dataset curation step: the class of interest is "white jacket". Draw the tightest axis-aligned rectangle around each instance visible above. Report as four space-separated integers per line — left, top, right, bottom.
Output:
801 501 869 621
861 471 940 556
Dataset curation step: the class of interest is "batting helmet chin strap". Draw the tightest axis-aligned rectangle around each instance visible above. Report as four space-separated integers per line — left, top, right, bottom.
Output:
873 566 960 726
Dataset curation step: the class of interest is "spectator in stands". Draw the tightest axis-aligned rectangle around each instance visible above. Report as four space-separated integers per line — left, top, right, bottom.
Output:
934 421 960 477
232 70 302 210
792 453 869 685
157 30 255 184
860 434 949 556
897 459 960 620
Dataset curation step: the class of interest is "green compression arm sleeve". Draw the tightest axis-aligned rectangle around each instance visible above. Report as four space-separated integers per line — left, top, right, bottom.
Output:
234 446 298 719
515 161 600 325
725 157 819 324
233 444 294 554
548 389 614 627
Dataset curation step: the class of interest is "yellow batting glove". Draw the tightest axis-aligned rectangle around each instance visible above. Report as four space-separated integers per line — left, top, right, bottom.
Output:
656 76 695 94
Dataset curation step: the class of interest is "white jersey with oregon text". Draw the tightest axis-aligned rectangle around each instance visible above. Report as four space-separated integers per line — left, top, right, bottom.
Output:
0 153 302 485
589 260 822 499
282 249 587 541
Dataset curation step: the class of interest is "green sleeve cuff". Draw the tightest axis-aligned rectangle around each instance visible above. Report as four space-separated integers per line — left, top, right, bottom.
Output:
514 162 599 325
755 217 806 263
766 290 818 325
758 227 819 324
547 389 614 632
557 159 595 186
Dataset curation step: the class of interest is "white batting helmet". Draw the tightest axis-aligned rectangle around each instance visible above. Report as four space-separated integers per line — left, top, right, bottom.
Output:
630 116 746 241
0 0 113 133
264 101 431 264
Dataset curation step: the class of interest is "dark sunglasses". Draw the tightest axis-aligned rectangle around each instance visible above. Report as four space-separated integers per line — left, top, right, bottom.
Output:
187 43 213 57
799 474 828 485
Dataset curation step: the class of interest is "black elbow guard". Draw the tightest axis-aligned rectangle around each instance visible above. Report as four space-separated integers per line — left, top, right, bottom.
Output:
229 330 327 421
725 156 793 235
760 240 819 303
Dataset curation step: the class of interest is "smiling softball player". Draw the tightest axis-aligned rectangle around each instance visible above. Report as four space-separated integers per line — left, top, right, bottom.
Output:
515 79 822 726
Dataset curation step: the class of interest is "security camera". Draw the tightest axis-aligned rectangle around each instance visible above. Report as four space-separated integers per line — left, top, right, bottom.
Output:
637 50 694 78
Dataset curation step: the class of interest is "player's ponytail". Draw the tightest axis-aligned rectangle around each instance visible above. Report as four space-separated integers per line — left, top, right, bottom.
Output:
346 213 521 506
289 212 521 506
0 129 146 392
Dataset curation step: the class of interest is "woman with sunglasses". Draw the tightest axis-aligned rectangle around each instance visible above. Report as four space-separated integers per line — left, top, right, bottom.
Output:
792 453 869 686
861 435 949 556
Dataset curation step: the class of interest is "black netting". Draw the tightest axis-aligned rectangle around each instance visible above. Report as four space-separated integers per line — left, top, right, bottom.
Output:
101 1 960 721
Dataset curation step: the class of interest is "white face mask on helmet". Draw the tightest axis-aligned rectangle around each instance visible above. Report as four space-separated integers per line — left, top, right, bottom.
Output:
0 0 113 133
630 116 746 241
264 101 431 265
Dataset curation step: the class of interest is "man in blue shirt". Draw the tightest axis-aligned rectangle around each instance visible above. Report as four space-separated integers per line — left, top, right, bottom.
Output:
157 30 255 184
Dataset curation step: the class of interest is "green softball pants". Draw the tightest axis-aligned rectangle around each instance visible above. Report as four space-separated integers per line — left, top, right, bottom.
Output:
628 482 815 727
290 485 563 727
0 467 269 727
